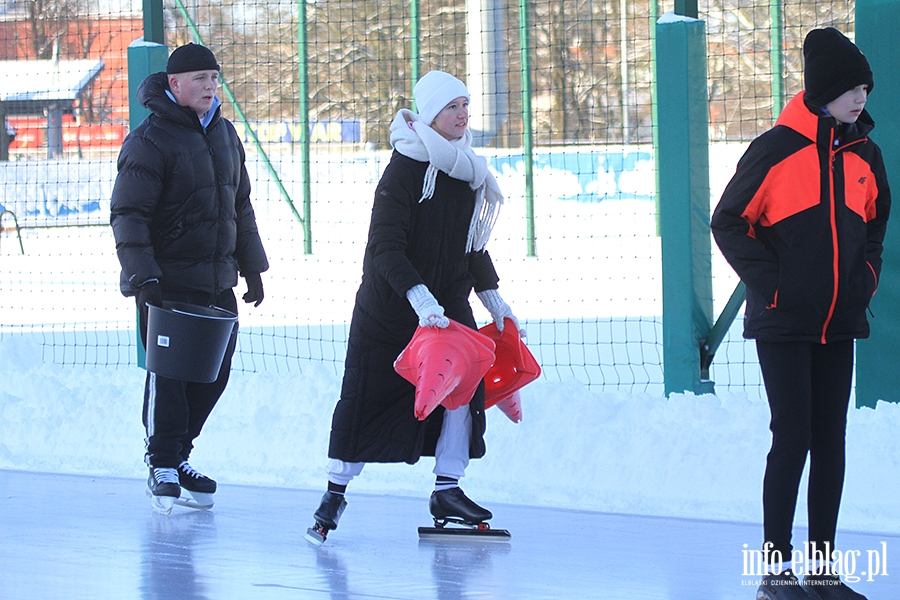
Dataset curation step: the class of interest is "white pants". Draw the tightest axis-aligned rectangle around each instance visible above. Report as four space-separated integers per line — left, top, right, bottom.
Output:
327 405 472 485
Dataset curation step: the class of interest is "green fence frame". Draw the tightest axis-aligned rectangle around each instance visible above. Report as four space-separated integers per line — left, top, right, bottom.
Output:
855 0 900 408
655 9 714 396
121 0 900 402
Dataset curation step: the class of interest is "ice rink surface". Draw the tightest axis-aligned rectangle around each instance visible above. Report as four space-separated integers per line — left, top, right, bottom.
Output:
1 469 896 600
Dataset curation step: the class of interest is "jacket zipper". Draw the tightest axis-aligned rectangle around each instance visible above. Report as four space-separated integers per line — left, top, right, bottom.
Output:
208 137 221 305
820 134 867 343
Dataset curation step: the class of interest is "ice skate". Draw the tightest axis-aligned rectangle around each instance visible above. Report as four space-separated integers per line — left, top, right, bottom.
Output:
175 461 216 509
147 467 180 515
418 488 510 542
305 491 347 546
756 570 812 600
801 573 867 600
429 487 492 526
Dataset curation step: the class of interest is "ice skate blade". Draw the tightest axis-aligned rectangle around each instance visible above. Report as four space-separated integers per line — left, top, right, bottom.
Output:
149 494 175 515
418 526 511 543
174 490 214 510
304 526 327 547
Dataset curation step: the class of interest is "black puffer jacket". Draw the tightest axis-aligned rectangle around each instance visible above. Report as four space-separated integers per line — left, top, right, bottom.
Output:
110 72 268 297
328 150 500 464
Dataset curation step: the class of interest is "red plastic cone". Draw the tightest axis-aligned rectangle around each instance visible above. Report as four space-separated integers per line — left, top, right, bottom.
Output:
494 390 523 423
479 317 541 410
394 320 496 421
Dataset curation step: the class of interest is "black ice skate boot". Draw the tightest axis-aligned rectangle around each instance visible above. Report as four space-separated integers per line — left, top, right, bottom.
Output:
147 467 181 515
305 491 347 546
756 570 813 600
177 461 217 509
801 573 867 600
429 487 493 527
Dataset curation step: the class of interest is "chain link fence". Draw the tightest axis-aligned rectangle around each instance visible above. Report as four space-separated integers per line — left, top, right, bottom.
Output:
0 0 855 397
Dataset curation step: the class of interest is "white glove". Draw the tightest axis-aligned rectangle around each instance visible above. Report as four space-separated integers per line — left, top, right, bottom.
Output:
406 284 450 328
476 288 523 336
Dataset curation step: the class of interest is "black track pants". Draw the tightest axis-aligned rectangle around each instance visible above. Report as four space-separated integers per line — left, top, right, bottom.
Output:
756 339 854 560
139 288 238 469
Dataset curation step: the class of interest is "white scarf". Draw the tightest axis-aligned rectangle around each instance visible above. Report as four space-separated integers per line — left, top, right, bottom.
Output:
389 109 503 252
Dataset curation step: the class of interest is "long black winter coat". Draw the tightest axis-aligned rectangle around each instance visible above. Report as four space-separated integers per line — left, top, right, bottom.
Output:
110 72 268 298
328 150 501 464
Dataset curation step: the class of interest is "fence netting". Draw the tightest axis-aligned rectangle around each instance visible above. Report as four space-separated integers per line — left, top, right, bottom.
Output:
0 0 855 398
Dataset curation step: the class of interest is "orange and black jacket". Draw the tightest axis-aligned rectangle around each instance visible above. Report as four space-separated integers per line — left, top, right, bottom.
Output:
712 91 891 344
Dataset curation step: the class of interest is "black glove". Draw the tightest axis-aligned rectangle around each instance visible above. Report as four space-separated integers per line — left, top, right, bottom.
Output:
242 272 264 307
136 280 162 349
137 280 162 310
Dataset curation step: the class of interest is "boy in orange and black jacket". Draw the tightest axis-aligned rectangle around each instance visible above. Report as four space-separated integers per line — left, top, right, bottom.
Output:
712 28 889 600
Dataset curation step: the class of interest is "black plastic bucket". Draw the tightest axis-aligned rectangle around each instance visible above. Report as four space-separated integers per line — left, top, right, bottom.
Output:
146 301 238 383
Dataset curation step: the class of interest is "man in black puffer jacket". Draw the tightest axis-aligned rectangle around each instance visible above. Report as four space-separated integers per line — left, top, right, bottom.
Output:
110 43 268 514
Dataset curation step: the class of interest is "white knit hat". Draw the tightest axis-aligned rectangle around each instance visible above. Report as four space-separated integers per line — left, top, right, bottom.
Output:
413 71 470 126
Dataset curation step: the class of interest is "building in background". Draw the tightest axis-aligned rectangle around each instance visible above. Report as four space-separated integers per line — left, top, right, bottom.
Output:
0 0 141 156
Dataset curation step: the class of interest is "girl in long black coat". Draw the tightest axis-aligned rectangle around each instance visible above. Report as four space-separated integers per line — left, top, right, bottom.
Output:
306 71 522 545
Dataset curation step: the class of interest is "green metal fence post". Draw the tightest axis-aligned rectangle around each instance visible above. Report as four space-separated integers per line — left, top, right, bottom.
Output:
142 0 164 44
0 100 9 161
298 0 312 254
770 0 784 119
854 0 900 408
126 39 168 131
411 0 421 89
655 12 714 396
674 0 698 18
128 0 168 368
650 0 660 237
519 0 536 257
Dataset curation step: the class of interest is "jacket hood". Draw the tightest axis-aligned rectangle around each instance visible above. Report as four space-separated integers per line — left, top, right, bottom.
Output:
775 91 874 143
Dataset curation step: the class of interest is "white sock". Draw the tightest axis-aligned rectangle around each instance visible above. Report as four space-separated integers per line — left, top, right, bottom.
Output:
434 476 459 492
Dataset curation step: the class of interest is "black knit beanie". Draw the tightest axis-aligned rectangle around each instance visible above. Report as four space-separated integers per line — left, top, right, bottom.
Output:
166 43 220 75
803 28 873 107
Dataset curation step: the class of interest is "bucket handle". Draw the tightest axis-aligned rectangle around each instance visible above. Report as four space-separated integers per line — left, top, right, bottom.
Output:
170 307 237 320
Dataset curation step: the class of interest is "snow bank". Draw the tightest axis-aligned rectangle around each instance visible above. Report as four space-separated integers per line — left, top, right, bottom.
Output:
3 333 899 536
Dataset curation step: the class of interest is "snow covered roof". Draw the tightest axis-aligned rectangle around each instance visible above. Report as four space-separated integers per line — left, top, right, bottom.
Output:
0 59 104 113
